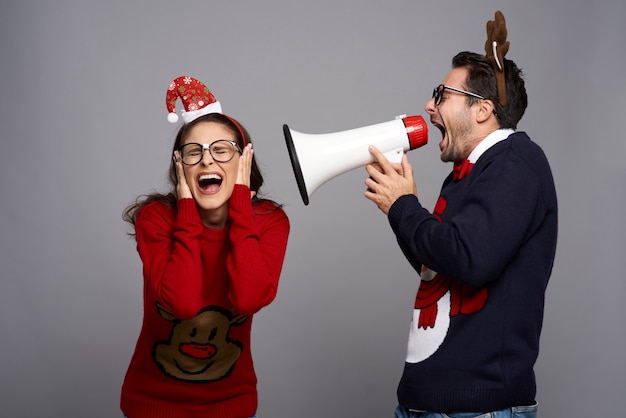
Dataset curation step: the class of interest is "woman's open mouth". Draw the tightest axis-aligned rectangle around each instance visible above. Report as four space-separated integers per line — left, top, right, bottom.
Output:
198 173 223 194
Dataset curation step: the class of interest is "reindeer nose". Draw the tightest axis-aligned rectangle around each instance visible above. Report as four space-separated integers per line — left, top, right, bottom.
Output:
179 343 217 359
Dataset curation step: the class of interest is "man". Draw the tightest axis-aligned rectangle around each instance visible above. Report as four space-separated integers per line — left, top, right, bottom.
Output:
363 21 558 418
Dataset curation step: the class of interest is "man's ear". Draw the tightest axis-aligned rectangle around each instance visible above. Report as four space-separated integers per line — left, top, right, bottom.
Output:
475 99 496 123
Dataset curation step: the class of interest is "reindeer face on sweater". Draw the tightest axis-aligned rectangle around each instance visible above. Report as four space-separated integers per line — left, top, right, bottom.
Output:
153 304 247 382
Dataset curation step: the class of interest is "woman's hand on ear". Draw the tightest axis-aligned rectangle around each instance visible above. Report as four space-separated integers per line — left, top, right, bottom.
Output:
236 144 253 190
173 151 193 200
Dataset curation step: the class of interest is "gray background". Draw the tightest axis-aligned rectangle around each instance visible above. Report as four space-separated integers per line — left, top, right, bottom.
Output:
1 1 624 417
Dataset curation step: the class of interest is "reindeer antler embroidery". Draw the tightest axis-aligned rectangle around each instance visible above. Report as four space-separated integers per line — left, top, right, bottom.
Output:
484 10 509 106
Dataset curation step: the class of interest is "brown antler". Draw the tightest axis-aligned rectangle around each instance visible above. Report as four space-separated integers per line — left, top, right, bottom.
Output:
484 11 509 106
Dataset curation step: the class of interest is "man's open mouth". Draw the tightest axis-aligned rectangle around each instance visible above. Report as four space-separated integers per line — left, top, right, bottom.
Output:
432 121 446 138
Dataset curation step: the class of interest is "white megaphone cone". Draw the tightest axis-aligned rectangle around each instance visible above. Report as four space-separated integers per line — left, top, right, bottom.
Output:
283 114 428 205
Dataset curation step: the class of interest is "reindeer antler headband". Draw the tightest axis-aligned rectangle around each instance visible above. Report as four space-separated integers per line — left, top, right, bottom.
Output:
484 10 509 106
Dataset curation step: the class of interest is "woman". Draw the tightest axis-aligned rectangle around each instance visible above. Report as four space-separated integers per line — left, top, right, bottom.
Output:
120 76 290 418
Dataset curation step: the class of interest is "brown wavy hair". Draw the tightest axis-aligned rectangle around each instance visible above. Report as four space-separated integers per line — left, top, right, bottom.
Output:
122 113 279 236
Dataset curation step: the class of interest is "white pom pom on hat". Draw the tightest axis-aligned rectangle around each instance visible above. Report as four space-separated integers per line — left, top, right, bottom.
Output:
165 75 222 124
167 112 179 123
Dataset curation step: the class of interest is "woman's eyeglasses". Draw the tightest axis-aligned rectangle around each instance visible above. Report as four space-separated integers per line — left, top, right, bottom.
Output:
177 140 242 165
432 84 485 106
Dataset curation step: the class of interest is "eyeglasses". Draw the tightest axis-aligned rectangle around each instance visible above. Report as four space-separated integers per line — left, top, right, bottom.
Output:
178 140 242 165
432 84 485 106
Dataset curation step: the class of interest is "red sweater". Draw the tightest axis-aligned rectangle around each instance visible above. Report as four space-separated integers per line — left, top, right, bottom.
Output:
121 185 290 418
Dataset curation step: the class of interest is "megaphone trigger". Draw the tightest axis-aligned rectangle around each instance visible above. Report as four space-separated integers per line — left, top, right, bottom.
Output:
383 148 404 164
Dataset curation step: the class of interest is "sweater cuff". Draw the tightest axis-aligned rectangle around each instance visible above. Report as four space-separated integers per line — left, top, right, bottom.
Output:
388 194 421 226
176 198 201 222
229 184 253 210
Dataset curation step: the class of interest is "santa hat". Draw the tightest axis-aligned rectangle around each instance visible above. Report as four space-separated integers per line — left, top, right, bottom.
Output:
165 75 222 123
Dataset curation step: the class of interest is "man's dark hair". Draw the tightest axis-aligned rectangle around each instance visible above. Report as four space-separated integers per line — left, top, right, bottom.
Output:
452 51 527 129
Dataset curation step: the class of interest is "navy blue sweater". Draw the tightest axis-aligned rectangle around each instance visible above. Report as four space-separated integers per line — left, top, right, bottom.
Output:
388 131 558 412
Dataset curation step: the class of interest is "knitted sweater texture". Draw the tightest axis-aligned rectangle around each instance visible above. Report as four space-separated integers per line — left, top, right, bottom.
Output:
121 185 289 418
388 131 557 412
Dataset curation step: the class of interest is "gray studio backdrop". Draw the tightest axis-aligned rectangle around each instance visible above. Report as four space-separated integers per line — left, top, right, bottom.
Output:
1 1 624 417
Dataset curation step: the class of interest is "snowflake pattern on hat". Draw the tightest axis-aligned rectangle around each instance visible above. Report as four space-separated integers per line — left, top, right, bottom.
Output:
166 75 222 124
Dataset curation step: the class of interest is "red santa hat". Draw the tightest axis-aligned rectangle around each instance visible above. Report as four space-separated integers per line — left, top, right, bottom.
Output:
165 75 222 123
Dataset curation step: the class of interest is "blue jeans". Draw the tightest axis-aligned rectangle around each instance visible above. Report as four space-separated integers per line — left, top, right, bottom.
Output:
394 403 538 418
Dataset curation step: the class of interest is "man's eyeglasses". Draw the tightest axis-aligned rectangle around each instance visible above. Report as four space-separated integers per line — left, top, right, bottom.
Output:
177 140 242 165
432 84 485 106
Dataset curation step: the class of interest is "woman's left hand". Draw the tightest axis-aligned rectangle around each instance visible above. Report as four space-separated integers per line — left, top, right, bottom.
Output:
236 143 254 192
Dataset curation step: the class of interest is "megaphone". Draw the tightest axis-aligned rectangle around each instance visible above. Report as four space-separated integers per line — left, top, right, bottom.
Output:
283 114 428 205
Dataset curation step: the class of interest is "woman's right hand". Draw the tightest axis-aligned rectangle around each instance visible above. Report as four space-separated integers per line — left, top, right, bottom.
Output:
173 151 193 200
